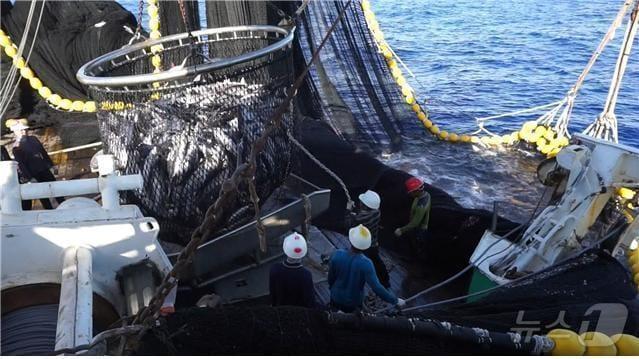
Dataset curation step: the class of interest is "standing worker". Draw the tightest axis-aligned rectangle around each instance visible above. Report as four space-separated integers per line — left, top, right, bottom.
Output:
349 190 390 288
328 224 405 313
394 177 431 249
10 122 65 209
269 232 316 308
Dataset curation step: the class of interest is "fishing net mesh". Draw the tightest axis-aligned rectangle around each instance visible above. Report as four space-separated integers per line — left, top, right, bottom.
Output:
86 30 295 243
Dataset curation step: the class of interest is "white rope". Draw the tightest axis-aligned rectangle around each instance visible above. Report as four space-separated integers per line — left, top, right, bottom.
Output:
0 0 46 119
294 0 311 17
401 223 626 313
584 0 639 143
0 0 38 105
549 0 633 140
475 101 563 123
287 131 354 210
381 0 632 140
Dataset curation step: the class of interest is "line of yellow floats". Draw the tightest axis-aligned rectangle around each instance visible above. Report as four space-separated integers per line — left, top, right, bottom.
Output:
359 2 639 355
0 29 97 113
546 246 639 355
0 0 163 114
359 0 570 158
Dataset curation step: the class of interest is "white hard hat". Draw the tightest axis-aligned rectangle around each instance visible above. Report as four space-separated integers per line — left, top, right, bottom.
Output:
10 123 28 132
349 224 371 250
358 190 381 210
282 232 307 259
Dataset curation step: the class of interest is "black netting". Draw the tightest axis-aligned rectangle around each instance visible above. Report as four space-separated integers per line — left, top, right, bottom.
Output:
136 306 525 355
159 0 201 35
85 29 295 242
414 249 639 336
0 0 137 100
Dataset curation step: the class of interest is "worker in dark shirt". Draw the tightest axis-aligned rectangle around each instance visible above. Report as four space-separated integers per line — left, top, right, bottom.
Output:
1 145 10 161
328 224 405 313
348 190 390 288
10 123 64 209
269 232 316 308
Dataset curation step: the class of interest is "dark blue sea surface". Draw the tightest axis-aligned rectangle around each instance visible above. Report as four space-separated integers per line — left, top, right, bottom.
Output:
373 0 638 221
372 0 638 145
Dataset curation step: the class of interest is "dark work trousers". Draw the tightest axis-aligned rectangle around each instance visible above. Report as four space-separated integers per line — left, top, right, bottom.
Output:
363 246 391 289
21 170 65 210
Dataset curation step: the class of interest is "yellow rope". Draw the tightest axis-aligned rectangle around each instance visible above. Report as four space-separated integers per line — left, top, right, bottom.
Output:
0 29 96 113
360 0 569 157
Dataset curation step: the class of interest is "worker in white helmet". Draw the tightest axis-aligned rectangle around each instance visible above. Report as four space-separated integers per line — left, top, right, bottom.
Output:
268 232 316 308
328 224 405 312
348 190 390 288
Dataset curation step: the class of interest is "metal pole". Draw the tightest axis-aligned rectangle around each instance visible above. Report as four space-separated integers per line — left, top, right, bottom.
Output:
55 246 93 351
0 161 22 214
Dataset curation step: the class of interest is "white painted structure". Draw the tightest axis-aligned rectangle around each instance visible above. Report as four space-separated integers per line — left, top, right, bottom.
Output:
0 155 173 351
472 134 639 284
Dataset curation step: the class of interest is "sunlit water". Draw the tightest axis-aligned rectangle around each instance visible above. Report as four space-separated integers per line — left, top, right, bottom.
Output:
373 0 638 222
120 0 638 222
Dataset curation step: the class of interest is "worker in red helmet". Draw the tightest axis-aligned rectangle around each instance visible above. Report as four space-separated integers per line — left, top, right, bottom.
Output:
394 177 431 244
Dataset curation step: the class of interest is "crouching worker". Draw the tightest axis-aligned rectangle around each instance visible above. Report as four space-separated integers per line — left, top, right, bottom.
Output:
269 232 316 308
394 177 431 253
328 224 405 313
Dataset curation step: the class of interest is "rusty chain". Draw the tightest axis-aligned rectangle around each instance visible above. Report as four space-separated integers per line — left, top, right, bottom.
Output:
134 0 144 36
302 194 311 240
129 0 354 345
177 0 191 34
247 175 267 252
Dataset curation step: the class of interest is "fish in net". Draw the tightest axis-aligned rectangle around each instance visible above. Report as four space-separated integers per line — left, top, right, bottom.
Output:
81 27 295 243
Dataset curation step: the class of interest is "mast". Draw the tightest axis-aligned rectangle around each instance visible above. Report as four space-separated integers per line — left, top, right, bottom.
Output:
584 0 639 142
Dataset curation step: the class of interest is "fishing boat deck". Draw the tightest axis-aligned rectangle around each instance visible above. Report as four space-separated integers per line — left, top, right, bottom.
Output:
306 227 464 311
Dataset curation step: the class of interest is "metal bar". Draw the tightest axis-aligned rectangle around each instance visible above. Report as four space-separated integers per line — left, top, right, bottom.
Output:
47 141 102 156
0 161 22 214
172 188 330 280
19 175 141 201
55 246 93 351
77 25 295 87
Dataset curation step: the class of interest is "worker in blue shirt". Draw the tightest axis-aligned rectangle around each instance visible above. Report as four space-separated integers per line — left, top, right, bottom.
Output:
328 224 406 313
269 232 316 308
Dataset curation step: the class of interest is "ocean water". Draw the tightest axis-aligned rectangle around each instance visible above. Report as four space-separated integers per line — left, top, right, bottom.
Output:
372 0 639 144
120 0 638 222
373 0 639 221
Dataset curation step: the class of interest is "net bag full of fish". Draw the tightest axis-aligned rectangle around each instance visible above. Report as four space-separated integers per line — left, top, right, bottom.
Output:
77 26 295 244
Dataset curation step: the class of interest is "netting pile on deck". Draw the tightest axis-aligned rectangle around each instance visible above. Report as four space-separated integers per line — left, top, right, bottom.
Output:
83 28 295 243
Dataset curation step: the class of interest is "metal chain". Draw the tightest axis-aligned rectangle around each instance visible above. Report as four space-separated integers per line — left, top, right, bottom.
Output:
131 0 355 335
301 194 311 240
247 175 267 252
177 0 192 35
287 131 355 210
134 0 144 35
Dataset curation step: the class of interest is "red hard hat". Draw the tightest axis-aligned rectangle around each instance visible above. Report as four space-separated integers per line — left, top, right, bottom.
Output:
405 177 424 193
